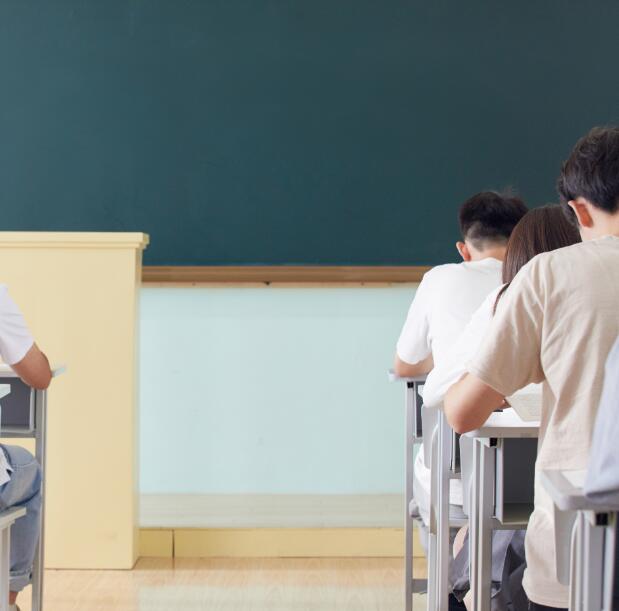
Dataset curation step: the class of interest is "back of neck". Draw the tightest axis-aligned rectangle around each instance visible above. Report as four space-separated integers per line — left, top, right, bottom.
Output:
471 246 506 262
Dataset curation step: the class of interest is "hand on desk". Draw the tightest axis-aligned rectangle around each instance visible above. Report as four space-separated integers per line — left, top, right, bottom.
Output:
444 373 505 434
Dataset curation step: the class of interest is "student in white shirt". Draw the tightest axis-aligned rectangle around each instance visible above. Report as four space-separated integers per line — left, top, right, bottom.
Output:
394 191 527 379
0 285 52 611
445 126 619 611
394 191 527 605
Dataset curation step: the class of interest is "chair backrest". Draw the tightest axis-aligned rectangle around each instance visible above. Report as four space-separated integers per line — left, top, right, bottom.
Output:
500 437 537 504
585 336 619 505
0 377 34 432
459 435 474 516
421 406 438 469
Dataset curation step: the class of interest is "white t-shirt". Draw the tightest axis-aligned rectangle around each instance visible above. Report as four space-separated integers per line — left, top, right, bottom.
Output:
423 285 502 408
0 284 35 486
396 258 502 367
468 236 619 608
397 258 502 509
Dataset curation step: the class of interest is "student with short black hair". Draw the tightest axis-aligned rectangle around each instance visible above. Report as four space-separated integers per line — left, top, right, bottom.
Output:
394 191 527 379
394 191 527 609
458 191 531 255
445 126 619 610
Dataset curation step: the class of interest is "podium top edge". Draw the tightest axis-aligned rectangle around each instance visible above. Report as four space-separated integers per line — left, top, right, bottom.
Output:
0 232 149 249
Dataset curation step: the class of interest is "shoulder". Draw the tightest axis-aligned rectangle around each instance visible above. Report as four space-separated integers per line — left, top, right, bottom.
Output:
423 262 461 278
422 262 470 284
519 241 589 283
514 242 578 276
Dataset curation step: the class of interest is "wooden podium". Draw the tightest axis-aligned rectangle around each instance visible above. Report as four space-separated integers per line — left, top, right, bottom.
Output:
0 233 148 569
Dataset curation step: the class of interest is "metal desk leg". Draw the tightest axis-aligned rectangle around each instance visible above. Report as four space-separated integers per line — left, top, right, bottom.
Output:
405 384 414 611
582 512 604 610
31 389 47 611
0 526 10 611
436 411 451 611
570 513 583 611
427 427 439 611
478 440 495 611
469 439 481 610
602 514 617 611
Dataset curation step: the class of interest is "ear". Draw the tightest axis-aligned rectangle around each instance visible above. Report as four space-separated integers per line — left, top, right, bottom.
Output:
568 198 594 229
456 241 472 262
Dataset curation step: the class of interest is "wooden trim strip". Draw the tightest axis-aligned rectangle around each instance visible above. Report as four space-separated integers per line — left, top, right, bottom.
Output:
142 266 430 285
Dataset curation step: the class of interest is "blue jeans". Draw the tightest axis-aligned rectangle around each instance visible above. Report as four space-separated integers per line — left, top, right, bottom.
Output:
0 445 42 592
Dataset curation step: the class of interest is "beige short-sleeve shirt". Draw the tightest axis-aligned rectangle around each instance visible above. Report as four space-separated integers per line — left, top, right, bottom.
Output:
468 236 619 608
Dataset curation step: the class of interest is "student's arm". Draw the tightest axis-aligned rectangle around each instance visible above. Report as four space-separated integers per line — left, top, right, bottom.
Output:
11 344 52 390
444 263 544 433
394 273 434 376
393 353 433 378
444 373 504 433
0 286 53 390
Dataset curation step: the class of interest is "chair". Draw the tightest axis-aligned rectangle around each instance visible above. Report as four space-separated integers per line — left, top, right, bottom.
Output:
389 372 427 611
0 365 64 611
0 383 28 611
542 469 618 610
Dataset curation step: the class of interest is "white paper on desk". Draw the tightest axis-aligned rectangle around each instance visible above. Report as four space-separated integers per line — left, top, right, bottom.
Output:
507 384 542 422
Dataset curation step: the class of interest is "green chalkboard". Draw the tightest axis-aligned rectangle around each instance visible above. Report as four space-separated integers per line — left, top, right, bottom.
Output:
1 1 618 266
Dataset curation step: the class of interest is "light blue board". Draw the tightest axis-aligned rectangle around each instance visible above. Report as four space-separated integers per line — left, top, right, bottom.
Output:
139 286 414 494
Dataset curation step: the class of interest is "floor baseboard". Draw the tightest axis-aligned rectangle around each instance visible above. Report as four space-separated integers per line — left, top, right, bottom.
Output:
139 527 426 558
139 494 426 559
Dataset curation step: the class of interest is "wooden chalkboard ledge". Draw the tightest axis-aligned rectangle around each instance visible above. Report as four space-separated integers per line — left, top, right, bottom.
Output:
142 266 430 286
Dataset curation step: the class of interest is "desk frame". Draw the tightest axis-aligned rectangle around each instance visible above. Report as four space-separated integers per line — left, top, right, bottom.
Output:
0 368 56 611
390 373 427 611
467 416 538 611
431 409 467 611
541 469 618 610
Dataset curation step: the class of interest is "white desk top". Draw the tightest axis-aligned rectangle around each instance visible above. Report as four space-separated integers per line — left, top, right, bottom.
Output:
0 384 10 400
540 469 619 513
387 369 427 383
0 364 66 378
464 408 540 439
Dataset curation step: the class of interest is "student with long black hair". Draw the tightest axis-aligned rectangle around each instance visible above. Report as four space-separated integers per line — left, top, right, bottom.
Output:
422 205 580 610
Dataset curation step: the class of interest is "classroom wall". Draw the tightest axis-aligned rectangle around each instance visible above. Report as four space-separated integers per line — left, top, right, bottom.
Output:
139 286 413 495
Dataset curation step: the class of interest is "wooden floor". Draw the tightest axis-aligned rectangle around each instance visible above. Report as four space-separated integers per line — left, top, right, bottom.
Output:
16 558 428 611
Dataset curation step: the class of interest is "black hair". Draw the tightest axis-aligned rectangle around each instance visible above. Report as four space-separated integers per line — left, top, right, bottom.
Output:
458 191 528 250
494 204 581 313
557 126 619 221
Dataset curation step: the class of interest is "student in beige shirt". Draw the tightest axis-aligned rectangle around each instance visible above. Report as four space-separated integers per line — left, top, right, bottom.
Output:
444 126 619 610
